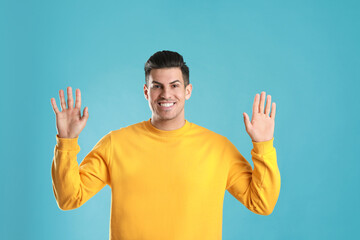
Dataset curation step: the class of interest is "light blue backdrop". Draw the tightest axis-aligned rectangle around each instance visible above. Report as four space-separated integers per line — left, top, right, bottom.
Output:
1 0 359 239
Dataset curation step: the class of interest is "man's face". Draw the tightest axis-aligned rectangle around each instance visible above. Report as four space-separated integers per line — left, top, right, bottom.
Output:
144 67 192 123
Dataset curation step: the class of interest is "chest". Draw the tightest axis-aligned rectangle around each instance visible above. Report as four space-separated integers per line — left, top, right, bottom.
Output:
110 137 227 193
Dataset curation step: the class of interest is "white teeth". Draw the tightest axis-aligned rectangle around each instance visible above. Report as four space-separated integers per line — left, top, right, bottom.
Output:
160 102 174 107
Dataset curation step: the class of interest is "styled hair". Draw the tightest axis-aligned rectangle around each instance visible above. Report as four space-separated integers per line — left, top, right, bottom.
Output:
144 50 190 86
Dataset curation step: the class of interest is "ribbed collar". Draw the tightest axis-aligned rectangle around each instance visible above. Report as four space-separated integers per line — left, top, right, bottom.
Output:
144 118 191 137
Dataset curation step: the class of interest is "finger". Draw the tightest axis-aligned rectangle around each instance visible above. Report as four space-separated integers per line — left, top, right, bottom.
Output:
59 89 66 111
67 86 74 109
75 89 81 109
270 102 276 120
243 112 252 130
252 93 260 115
51 98 60 114
265 95 271 116
81 106 89 122
259 91 266 113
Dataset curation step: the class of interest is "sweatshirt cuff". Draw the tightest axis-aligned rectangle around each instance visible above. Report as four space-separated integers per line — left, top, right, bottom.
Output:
252 137 274 154
56 134 80 151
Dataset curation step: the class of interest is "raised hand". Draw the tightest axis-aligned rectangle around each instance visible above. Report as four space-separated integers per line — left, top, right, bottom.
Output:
243 91 276 142
50 87 89 138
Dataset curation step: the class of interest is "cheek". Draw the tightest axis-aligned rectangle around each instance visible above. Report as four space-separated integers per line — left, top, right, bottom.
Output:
149 92 159 102
180 92 187 100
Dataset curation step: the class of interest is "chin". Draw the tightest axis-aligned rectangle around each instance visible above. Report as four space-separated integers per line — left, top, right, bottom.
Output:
151 105 184 122
157 115 177 121
154 112 179 121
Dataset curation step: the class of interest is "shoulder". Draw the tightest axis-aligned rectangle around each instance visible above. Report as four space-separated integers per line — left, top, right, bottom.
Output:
111 121 147 137
188 121 229 143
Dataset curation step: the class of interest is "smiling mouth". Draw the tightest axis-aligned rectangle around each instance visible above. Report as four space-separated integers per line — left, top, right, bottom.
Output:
158 102 175 107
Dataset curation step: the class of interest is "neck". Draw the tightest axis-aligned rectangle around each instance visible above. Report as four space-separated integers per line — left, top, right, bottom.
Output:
150 117 186 131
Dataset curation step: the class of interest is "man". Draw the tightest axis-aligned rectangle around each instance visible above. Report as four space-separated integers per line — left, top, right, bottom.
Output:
50 50 280 240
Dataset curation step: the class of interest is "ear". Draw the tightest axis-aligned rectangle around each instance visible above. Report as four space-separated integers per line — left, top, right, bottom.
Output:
185 83 192 100
144 84 149 100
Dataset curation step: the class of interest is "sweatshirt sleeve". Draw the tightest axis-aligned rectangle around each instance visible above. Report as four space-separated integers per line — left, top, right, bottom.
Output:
51 132 112 211
225 138 281 215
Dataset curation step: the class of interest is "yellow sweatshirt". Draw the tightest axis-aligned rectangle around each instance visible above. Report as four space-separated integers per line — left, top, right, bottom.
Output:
51 119 281 240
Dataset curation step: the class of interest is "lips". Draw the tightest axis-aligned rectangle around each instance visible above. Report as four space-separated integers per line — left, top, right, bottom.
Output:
159 102 175 107
158 102 176 109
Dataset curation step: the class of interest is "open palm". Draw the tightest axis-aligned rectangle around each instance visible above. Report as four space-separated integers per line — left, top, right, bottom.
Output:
50 87 89 138
243 91 276 142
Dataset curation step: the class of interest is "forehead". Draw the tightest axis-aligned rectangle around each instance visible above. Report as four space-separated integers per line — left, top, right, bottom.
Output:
149 67 184 84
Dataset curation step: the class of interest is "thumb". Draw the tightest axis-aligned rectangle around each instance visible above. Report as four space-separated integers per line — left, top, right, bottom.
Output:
81 107 89 122
243 112 251 130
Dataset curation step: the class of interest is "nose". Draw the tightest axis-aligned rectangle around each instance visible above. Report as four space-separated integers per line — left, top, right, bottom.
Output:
160 86 172 99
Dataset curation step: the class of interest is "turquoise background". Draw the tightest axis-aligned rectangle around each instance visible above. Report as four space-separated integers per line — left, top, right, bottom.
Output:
1 0 359 239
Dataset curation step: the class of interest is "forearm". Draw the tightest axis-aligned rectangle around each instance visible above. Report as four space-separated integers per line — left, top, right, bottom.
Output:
246 138 281 215
51 135 83 210
51 133 111 210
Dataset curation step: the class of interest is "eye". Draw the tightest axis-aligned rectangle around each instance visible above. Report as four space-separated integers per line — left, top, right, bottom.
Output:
152 85 161 89
172 84 179 88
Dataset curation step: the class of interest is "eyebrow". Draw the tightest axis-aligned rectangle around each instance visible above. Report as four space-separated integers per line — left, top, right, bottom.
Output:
152 80 181 85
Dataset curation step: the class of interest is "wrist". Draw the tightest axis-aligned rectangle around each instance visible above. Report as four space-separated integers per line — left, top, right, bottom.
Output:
252 137 274 154
58 133 78 139
56 134 80 150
